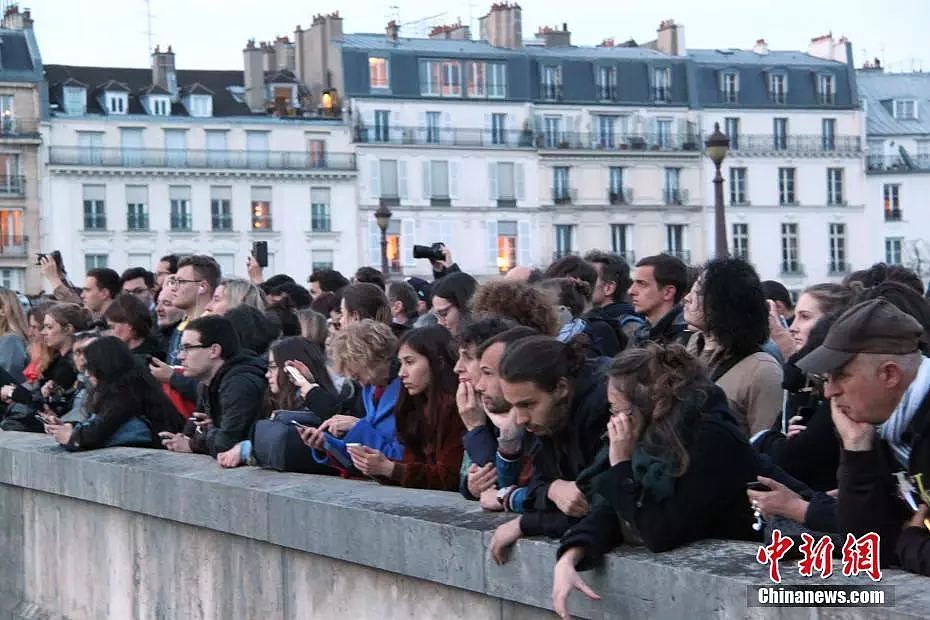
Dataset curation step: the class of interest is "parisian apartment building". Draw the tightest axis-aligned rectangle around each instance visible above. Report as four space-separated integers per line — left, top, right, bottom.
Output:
0 2 918 292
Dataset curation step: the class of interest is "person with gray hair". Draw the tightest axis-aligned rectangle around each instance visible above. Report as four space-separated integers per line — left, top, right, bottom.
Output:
204 278 266 316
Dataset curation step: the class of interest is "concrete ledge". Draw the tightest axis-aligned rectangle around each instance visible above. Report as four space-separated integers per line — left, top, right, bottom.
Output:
0 431 928 619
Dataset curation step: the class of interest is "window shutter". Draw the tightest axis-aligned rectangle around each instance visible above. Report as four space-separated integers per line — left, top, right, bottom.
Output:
515 163 526 201
398 160 408 199
449 161 459 199
518 220 532 266
486 220 499 268
422 160 431 199
488 162 498 201
717 70 724 91
369 159 380 199
403 219 416 267
368 220 381 266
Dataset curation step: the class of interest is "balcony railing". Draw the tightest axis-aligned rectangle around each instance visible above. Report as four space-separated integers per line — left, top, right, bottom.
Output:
664 189 689 206
0 118 39 139
49 147 357 171
868 154 930 174
541 83 563 101
828 261 850 275
0 235 27 257
538 132 702 153
663 250 691 263
653 86 672 103
609 188 634 205
781 262 805 276
552 187 577 205
596 85 618 101
0 175 25 196
885 208 903 222
729 134 861 156
356 126 535 148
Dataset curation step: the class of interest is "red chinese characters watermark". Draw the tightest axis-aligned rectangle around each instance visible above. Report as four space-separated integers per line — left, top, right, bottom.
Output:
841 532 882 581
756 529 794 583
757 530 882 583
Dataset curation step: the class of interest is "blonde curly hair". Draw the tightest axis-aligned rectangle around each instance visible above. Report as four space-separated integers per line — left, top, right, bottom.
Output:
326 319 397 376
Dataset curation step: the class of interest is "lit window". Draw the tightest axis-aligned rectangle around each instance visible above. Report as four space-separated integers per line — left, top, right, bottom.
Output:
497 221 517 273
369 57 389 89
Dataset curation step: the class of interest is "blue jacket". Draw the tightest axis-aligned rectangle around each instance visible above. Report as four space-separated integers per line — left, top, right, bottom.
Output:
314 377 405 466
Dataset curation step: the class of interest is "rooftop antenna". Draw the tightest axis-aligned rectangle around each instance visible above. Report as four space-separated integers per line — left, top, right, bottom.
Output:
144 0 154 57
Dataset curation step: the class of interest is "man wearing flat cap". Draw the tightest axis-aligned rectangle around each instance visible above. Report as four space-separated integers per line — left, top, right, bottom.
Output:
797 298 930 575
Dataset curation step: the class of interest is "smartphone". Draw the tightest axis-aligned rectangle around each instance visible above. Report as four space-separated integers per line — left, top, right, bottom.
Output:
34 413 48 424
346 442 362 448
747 481 770 492
284 366 304 384
252 241 268 268
290 420 311 430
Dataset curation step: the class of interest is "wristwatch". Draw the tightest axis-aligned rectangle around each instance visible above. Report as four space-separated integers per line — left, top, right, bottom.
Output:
497 485 517 511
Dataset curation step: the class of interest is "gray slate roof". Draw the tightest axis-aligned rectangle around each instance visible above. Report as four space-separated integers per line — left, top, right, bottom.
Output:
857 70 930 136
688 49 846 67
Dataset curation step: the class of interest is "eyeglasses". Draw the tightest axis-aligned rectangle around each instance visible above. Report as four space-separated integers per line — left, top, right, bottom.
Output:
124 287 149 296
179 343 210 353
167 278 203 289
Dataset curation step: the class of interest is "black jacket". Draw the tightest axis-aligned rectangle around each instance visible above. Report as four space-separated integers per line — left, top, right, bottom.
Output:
131 337 167 365
839 384 930 572
190 353 267 456
631 304 691 348
557 384 758 568
519 361 610 538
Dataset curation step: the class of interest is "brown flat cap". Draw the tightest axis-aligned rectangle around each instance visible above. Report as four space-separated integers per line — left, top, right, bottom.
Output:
796 299 923 374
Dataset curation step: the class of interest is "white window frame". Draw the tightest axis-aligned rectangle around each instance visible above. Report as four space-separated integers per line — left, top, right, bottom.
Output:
827 168 844 205
769 73 787 104
781 223 800 273
729 167 747 205
828 223 847 273
63 86 86 115
732 223 749 260
779 168 796 205
310 187 331 233
894 99 918 120
369 57 389 90
885 238 903 265
106 93 127 115
721 72 739 103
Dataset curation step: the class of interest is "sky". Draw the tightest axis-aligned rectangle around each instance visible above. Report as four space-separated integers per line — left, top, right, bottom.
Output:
22 0 929 72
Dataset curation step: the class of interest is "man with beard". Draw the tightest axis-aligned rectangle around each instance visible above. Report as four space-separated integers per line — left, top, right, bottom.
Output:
488 335 610 564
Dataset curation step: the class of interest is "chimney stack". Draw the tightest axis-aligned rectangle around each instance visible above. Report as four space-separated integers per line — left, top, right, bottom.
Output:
243 39 266 112
429 21 471 40
479 2 522 49
386 19 399 42
273 36 295 71
752 38 769 55
807 32 850 62
2 5 33 29
655 19 686 56
536 24 571 47
151 44 178 99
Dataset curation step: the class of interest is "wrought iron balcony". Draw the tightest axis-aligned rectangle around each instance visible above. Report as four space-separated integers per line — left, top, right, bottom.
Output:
609 188 634 205
0 175 25 196
664 189 689 206
868 154 930 174
781 262 805 276
49 147 357 171
0 118 39 139
0 235 27 257
552 187 577 205
653 86 672 103
885 208 903 222
355 126 534 148
540 83 563 101
538 132 702 153
728 134 861 157
596 85 618 101
828 261 850 275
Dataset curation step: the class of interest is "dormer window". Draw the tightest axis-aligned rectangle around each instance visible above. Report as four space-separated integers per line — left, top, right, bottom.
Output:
817 73 835 105
147 96 171 116
768 73 787 104
107 93 127 115
653 68 671 103
894 99 917 120
187 95 212 117
63 86 86 115
720 71 739 103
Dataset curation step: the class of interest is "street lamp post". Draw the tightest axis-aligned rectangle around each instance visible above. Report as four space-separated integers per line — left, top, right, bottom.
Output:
705 122 730 259
374 204 393 275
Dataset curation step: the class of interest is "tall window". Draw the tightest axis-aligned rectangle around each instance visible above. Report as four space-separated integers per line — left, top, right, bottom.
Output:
541 65 561 100
420 60 462 97
732 223 749 260
653 68 671 102
487 63 506 98
778 168 796 205
385 219 401 273
426 111 441 144
245 130 269 168
885 238 903 265
211 186 233 231
725 117 740 150
251 187 272 230
894 100 917 120
610 224 630 259
553 167 570 203
369 57 389 89
597 66 617 100
827 168 844 205
773 118 788 150
78 131 103 165
493 162 518 204
609 167 625 204
781 223 800 274
82 185 106 230
374 110 390 143
467 61 506 98
729 167 747 205
656 119 673 149
311 188 331 232
884 184 901 220
666 224 686 259
828 223 847 274
308 139 326 168
769 74 787 104
544 116 562 148
554 224 574 258
380 160 399 198
63 86 86 115
164 128 187 167
496 220 517 274
721 72 739 103
597 115 616 148
822 118 836 151
0 208 22 248
126 185 148 231
817 74 835 104
664 168 681 204
427 160 450 202
169 186 192 231
491 113 507 146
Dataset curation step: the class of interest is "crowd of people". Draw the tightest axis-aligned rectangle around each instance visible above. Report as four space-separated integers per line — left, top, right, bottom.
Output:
2 248 930 616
